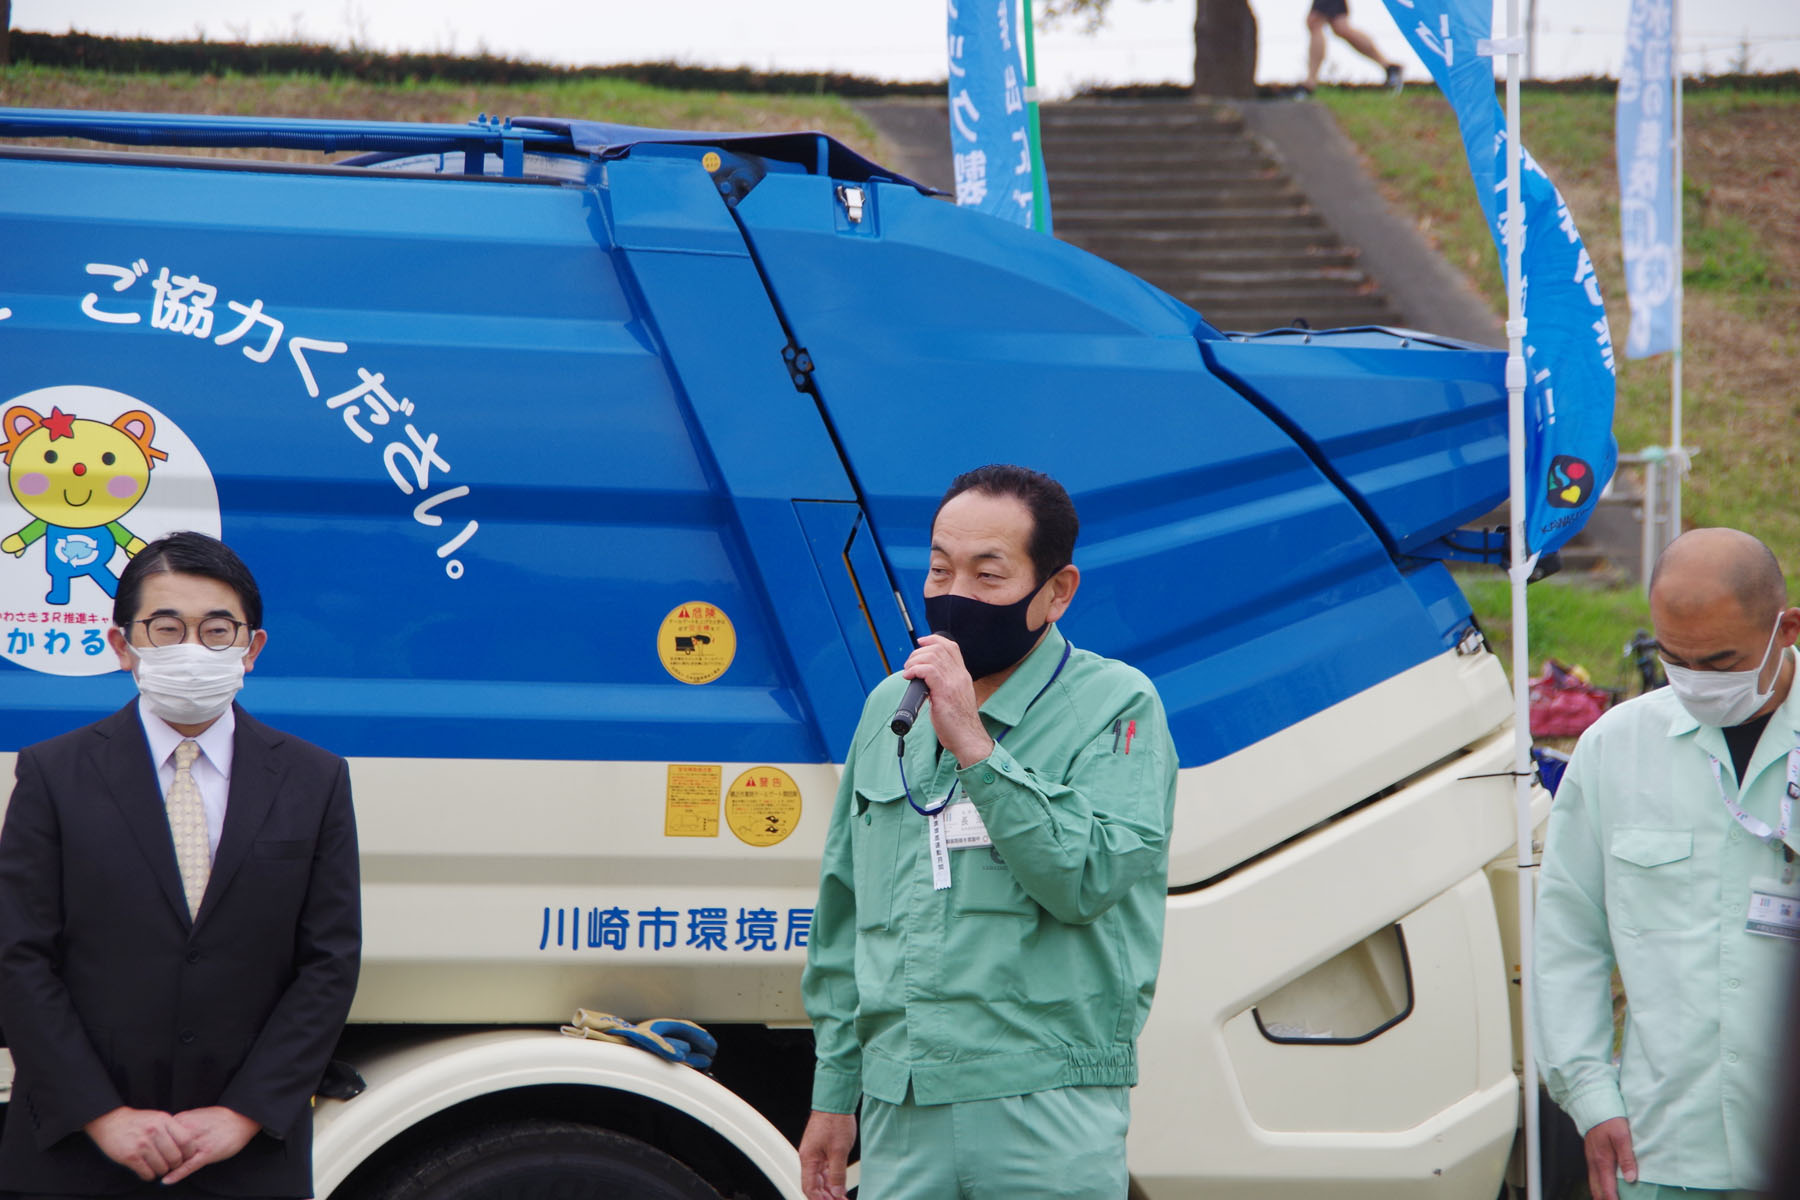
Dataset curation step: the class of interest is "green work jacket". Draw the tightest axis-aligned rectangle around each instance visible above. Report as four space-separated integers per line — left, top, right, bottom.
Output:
1534 656 1800 1191
803 625 1178 1112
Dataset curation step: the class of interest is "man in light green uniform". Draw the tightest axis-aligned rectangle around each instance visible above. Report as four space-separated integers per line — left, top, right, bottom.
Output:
798 465 1177 1200
1535 528 1800 1200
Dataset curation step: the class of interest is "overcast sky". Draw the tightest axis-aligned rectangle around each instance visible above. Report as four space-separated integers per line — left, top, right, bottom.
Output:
18 0 1800 96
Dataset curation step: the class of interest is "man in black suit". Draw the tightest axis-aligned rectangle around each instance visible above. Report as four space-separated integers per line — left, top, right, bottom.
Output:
0 532 361 1198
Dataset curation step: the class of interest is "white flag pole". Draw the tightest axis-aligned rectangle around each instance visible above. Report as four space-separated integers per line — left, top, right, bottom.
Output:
1502 0 1543 1197
1669 0 1685 541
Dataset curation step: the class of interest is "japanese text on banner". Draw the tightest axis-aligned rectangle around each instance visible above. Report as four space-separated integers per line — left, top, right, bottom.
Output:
1379 0 1618 557
947 0 1044 228
1616 0 1677 359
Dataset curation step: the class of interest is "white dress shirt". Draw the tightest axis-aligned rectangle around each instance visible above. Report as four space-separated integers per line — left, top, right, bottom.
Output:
137 699 234 857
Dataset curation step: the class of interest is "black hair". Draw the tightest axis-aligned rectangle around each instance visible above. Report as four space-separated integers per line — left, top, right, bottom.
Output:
114 531 263 630
934 464 1079 585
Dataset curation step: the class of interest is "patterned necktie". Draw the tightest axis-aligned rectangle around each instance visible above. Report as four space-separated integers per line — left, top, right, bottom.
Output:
167 740 211 919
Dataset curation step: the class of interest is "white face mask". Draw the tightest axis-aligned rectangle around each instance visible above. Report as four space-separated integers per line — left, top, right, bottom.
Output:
1661 615 1788 728
131 642 247 726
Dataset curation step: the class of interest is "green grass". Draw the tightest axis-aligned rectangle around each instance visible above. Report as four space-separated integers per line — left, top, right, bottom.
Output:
1455 572 1656 696
1320 85 1799 680
0 65 883 157
1319 87 1796 312
1684 200 1773 296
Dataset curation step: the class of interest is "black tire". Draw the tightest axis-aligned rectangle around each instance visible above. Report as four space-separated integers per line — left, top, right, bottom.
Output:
365 1118 720 1200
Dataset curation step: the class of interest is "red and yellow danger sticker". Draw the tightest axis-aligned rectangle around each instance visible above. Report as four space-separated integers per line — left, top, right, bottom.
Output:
658 602 736 685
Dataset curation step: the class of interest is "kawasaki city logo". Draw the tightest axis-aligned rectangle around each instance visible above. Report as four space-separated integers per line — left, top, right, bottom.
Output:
1546 455 1595 510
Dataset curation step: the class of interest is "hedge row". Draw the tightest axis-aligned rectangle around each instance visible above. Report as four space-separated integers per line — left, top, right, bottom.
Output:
5 31 944 97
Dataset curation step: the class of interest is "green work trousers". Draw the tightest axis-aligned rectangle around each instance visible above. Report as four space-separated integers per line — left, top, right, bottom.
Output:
858 1085 1131 1200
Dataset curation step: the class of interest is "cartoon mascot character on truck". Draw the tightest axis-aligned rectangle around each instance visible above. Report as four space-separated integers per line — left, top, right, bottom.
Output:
1 404 167 605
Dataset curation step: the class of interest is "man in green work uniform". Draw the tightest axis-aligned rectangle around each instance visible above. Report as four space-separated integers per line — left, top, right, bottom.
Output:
1535 527 1800 1200
798 465 1178 1200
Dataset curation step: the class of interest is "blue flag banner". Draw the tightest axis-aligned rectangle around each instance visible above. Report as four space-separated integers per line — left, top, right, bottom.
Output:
946 0 1046 229
1617 0 1677 358
1379 0 1618 557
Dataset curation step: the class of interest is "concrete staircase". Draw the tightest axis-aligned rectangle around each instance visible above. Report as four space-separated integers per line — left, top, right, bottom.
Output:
1040 100 1403 333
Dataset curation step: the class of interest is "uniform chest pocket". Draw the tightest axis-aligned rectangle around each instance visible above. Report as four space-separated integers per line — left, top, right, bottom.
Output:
1609 827 1694 933
953 844 1037 918
852 781 907 931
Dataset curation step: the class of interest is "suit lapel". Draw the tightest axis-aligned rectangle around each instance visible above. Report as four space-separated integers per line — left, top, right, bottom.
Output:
90 702 192 929
197 704 285 929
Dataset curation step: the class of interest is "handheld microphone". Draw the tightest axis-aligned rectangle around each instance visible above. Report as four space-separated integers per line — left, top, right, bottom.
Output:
890 631 952 737
891 678 929 737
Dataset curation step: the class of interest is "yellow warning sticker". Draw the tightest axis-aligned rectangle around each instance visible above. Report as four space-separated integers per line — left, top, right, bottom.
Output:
658 602 736 685
701 151 722 173
665 764 722 837
725 767 802 848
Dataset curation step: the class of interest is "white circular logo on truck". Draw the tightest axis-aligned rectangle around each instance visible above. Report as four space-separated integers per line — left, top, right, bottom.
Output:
0 385 221 677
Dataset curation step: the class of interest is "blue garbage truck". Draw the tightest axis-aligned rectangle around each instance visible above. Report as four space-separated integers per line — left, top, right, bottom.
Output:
0 108 1540 1199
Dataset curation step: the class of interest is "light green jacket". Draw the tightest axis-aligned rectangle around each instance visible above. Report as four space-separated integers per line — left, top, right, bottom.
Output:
803 626 1178 1112
1533 658 1800 1190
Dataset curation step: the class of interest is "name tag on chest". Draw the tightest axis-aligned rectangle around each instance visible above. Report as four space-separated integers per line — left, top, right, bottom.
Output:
941 800 993 849
1747 882 1800 941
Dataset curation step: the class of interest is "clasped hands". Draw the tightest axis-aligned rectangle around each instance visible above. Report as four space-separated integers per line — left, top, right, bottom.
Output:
86 1104 259 1184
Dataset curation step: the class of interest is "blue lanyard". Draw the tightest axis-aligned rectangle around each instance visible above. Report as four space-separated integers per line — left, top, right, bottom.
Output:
900 640 1072 816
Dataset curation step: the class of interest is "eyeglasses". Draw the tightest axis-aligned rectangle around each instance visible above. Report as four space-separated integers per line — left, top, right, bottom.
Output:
127 616 252 650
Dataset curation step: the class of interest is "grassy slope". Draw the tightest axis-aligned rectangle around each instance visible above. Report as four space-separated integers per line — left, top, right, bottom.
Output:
0 65 886 159
1320 86 1799 681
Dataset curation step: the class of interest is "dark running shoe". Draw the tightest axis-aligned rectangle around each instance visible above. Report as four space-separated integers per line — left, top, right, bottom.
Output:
1385 65 1405 93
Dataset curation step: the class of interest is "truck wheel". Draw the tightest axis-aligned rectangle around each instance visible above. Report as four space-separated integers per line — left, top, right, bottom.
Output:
366 1118 720 1200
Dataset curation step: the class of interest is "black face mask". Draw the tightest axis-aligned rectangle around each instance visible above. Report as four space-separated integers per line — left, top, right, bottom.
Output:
923 583 1050 682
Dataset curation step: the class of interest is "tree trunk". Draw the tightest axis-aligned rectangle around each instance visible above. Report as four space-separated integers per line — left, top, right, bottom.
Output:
1192 0 1257 99
1 0 12 67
